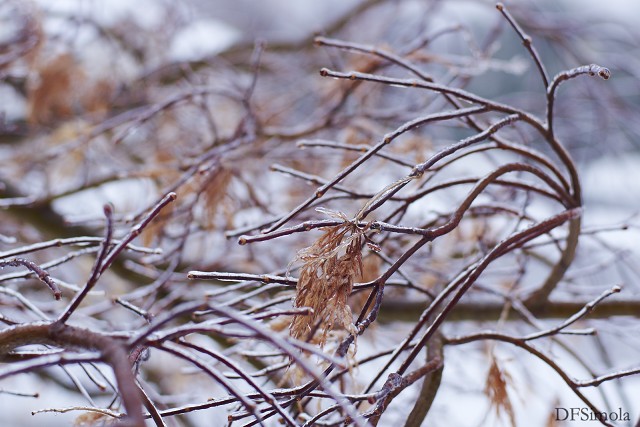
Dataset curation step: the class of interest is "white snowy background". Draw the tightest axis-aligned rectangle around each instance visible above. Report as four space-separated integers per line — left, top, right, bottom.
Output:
1 0 639 426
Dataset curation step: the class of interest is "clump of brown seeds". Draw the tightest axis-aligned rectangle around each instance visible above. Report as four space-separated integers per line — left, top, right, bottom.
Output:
289 209 363 347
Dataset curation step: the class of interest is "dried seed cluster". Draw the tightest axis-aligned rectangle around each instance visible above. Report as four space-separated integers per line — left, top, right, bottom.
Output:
289 211 363 347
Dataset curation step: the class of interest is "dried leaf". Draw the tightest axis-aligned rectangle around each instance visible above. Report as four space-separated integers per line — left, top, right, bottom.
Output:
80 78 114 118
200 167 233 228
289 219 363 347
74 411 111 426
141 202 174 247
484 356 517 427
28 53 83 125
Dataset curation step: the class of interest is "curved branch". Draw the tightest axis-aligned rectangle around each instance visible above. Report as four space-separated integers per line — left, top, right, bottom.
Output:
446 332 616 427
0 258 61 300
0 322 144 426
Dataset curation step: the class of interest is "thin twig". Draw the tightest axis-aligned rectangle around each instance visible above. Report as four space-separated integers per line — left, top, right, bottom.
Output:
496 3 550 88
0 258 61 300
58 204 114 324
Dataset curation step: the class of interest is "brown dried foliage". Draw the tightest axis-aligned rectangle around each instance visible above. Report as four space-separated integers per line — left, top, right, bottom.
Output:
485 356 517 427
26 51 114 125
200 166 234 228
73 411 110 427
28 53 80 125
289 212 364 347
